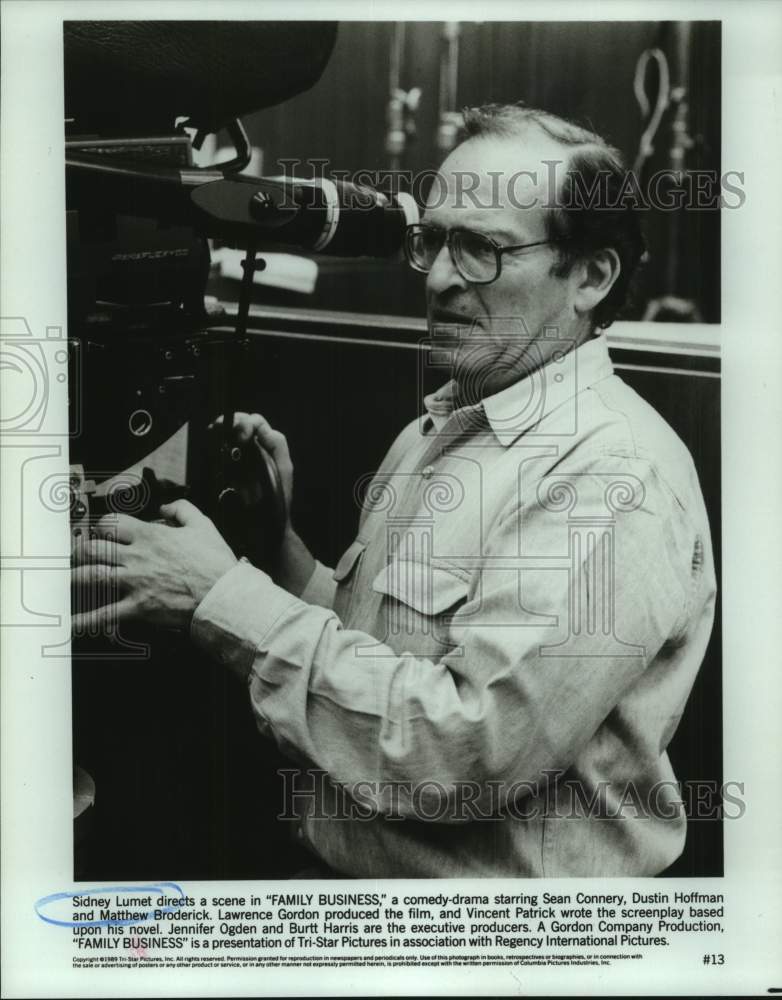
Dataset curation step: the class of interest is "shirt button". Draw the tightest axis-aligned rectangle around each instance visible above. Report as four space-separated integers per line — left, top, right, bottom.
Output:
421 465 435 478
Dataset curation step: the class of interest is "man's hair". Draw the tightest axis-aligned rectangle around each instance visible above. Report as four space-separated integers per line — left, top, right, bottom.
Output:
461 103 646 329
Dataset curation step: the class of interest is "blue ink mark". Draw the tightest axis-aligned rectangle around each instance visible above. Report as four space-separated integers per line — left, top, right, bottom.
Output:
34 881 185 928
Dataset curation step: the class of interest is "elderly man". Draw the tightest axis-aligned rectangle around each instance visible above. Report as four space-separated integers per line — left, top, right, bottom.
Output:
73 104 716 877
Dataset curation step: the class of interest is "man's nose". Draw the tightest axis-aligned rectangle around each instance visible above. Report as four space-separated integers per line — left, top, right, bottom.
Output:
426 242 468 296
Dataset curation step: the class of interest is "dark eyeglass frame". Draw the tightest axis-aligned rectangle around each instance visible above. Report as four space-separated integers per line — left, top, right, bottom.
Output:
404 222 568 285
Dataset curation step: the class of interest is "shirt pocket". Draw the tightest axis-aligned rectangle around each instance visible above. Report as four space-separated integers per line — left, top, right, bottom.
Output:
332 538 367 623
370 558 470 657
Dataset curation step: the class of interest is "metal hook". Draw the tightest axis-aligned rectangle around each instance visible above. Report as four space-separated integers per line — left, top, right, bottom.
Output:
180 117 253 174
632 48 671 177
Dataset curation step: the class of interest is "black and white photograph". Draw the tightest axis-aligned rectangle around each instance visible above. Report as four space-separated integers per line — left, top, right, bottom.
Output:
66 16 723 883
1 2 781 996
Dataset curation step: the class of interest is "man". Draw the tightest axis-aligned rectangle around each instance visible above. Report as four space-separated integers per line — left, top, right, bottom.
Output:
73 104 716 877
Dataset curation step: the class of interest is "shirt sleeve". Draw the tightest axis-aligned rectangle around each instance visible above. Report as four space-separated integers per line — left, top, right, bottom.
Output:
190 453 697 817
299 559 337 609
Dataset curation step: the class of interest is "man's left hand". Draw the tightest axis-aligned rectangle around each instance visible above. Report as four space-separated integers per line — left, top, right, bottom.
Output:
72 499 238 633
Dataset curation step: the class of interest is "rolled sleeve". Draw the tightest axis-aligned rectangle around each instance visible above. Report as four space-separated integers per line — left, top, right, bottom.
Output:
299 559 338 609
190 561 302 681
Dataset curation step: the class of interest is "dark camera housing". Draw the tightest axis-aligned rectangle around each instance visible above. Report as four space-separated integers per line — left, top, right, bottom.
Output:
63 22 344 547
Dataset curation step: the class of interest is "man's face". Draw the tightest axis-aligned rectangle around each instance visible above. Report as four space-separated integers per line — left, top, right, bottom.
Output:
423 134 585 400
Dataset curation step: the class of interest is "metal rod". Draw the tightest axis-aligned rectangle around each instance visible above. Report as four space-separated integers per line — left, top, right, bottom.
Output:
223 242 265 449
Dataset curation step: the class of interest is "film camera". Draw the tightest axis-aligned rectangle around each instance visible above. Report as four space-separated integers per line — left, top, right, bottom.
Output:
66 21 417 568
66 21 417 879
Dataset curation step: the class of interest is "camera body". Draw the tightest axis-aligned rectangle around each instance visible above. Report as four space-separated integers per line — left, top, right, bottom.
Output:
63 20 341 557
65 92 416 558
67 130 211 468
65 127 268 564
64 20 421 878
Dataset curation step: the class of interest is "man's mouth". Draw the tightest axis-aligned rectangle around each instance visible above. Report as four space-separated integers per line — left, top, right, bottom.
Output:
428 309 477 330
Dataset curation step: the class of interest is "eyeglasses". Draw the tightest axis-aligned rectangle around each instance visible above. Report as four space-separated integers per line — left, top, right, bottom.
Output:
404 223 565 285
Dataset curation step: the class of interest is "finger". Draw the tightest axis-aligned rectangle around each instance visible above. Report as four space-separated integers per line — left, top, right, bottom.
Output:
71 563 125 592
209 412 257 443
71 537 123 566
253 420 291 470
91 513 139 544
235 412 263 443
159 498 206 526
228 412 275 438
72 597 137 635
71 564 126 616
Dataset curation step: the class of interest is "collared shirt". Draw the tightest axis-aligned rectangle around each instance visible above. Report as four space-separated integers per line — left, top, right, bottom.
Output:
191 334 716 877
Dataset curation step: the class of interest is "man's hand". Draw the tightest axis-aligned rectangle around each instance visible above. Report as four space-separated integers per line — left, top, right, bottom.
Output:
210 412 294 530
210 411 317 597
71 500 238 633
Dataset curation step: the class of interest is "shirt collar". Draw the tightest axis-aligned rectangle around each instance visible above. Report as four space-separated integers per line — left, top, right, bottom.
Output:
422 334 614 446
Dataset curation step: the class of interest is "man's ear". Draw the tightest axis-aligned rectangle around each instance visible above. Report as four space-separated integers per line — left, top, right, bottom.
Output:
572 248 621 318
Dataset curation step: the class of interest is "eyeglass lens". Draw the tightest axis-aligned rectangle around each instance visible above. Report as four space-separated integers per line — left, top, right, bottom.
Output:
408 227 498 282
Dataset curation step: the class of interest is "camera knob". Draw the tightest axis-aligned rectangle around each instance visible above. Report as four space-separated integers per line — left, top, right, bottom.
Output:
250 190 275 217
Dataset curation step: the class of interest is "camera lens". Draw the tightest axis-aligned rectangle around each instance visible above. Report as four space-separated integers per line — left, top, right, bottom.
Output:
191 173 418 257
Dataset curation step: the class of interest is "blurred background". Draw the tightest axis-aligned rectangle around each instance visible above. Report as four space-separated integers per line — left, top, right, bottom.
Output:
206 20 721 324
